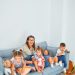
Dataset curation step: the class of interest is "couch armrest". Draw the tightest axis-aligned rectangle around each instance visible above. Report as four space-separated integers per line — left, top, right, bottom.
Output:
47 46 70 69
0 57 4 75
65 51 70 69
65 50 70 53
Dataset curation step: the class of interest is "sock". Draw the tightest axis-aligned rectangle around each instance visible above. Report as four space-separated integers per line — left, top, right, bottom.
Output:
51 64 54 68
55 63 59 66
59 61 62 67
63 68 66 73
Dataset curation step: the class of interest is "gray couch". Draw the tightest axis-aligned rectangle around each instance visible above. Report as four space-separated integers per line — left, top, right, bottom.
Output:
0 41 70 75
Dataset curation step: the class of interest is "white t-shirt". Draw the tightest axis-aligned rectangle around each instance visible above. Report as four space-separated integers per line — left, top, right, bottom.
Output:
56 49 65 56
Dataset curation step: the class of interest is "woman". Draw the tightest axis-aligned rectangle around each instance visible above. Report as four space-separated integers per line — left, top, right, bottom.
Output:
22 35 35 61
21 35 41 72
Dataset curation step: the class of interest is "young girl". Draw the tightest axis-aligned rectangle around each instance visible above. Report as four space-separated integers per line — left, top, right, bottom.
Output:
11 50 32 75
32 47 45 72
43 50 58 68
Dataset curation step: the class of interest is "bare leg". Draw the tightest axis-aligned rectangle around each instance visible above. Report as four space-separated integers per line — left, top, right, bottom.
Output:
33 60 38 71
48 57 54 64
26 61 33 64
53 56 58 63
48 57 54 68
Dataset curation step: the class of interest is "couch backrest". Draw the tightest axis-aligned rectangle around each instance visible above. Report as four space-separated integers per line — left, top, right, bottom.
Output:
36 41 47 50
47 46 58 57
0 41 47 59
0 41 58 58
36 41 58 57
0 49 13 59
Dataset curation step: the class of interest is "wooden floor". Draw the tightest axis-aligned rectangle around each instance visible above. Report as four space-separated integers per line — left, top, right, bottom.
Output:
66 70 75 75
60 71 75 75
60 72 75 75
66 71 75 75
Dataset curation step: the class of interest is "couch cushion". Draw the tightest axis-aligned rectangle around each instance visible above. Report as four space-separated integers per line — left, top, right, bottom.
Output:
28 65 64 75
42 65 64 75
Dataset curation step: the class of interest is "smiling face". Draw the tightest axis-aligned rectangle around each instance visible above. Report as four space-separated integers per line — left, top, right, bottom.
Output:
26 35 35 49
28 37 35 47
36 50 42 57
60 43 66 51
14 55 22 63
60 46 65 51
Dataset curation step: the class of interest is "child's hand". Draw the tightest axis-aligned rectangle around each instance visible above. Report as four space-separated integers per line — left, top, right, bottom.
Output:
11 64 15 75
65 49 68 51
20 48 23 50
11 64 15 71
57 53 61 56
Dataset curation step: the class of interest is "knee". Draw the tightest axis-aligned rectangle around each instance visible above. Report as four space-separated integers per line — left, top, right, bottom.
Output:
54 57 58 62
48 57 53 61
48 57 54 64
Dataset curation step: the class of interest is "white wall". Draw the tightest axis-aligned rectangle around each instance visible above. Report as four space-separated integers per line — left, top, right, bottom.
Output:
49 0 63 46
61 0 75 63
0 0 63 49
0 0 51 49
0 0 75 63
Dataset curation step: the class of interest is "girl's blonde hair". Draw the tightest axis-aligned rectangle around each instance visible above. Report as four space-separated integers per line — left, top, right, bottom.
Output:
12 49 23 57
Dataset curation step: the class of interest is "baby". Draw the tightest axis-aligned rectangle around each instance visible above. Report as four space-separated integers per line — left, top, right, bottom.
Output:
3 59 16 75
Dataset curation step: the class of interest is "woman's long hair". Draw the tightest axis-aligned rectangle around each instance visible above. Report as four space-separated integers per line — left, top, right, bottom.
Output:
26 35 35 50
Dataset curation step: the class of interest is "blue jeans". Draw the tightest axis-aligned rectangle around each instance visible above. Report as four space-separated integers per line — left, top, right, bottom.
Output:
57 55 67 68
25 55 35 72
25 55 33 61
44 55 50 67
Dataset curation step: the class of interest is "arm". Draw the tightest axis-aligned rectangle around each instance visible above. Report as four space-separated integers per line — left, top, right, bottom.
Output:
26 61 33 64
11 64 15 75
42 56 45 70
22 57 26 67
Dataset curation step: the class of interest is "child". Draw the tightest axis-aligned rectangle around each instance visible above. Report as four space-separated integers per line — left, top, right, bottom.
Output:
56 43 67 73
43 50 58 68
33 47 45 72
3 59 16 75
11 50 32 75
